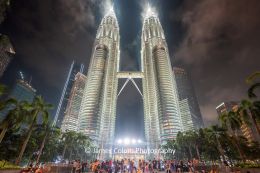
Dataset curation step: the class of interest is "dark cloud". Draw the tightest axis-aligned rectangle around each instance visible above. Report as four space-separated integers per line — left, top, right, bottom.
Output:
173 0 260 125
4 0 99 89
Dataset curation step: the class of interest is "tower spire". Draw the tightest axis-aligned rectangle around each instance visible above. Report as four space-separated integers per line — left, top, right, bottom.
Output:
145 3 157 18
105 3 116 18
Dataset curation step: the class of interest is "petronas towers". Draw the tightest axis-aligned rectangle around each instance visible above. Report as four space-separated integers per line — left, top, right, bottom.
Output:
77 6 203 154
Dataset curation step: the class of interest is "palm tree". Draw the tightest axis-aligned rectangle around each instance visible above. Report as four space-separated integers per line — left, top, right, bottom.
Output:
176 131 191 159
162 140 175 160
219 111 246 161
61 130 77 159
186 130 201 160
204 125 227 161
74 133 91 160
35 123 59 164
15 96 52 165
0 100 30 143
239 99 260 135
183 131 195 159
246 71 260 98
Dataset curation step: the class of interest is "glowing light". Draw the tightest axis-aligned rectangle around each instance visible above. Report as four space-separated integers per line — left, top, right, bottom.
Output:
116 138 142 145
143 3 157 19
124 138 130 145
147 6 152 15
117 139 122 144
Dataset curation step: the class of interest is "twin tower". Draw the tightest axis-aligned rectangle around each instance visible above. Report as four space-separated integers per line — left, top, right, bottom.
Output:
78 7 183 150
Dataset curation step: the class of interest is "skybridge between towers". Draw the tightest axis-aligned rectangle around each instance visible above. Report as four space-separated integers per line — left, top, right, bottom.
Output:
116 71 144 98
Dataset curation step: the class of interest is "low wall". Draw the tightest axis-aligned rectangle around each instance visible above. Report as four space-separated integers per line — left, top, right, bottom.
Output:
43 164 73 173
0 170 21 173
231 168 260 173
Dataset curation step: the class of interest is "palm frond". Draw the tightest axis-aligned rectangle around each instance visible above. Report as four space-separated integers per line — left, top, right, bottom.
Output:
248 83 260 98
246 71 260 84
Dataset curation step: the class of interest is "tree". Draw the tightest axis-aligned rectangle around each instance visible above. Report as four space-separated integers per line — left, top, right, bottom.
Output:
175 131 191 160
74 133 92 160
239 99 260 136
35 124 60 164
61 130 77 159
0 100 30 143
161 139 175 160
15 96 52 165
39 126 61 162
204 125 227 161
186 130 201 160
246 71 260 99
219 111 246 161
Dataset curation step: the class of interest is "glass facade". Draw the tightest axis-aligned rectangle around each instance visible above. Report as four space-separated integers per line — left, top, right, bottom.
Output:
53 61 85 127
78 9 120 153
141 11 182 147
173 67 204 131
61 72 87 132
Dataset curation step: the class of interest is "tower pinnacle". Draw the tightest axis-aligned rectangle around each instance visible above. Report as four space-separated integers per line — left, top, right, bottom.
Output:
105 4 116 18
145 4 157 18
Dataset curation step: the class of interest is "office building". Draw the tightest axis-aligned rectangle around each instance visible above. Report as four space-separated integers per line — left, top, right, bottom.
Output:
61 72 87 132
173 67 204 131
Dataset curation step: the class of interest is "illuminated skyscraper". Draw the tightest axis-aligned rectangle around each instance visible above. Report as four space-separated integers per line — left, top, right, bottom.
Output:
53 61 84 127
173 67 204 131
141 7 182 147
61 72 87 132
78 8 120 149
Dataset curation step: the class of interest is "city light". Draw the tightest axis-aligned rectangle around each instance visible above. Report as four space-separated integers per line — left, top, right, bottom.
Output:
116 138 142 145
117 139 122 144
124 138 130 145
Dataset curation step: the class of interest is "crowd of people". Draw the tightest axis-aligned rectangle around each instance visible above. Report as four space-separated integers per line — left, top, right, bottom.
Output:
20 158 228 173
70 158 208 173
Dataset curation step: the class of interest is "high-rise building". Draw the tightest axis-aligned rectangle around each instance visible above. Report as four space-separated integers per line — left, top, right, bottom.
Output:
53 61 84 127
0 34 15 78
216 102 256 143
9 79 36 102
78 8 120 150
173 67 204 131
0 78 36 121
141 8 182 147
61 72 87 132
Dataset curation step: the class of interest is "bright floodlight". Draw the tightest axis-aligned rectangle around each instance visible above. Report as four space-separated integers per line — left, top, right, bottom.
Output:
145 4 157 18
117 139 122 144
137 139 142 143
132 139 136 144
147 6 151 14
124 138 130 145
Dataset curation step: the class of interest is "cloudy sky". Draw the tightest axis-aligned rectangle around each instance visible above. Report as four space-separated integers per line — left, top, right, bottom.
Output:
1 0 260 139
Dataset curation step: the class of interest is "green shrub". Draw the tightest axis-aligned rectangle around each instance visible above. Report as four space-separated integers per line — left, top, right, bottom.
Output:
235 162 260 168
0 160 21 170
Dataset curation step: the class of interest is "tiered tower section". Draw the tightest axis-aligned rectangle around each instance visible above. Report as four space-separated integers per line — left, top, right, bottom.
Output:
141 9 182 147
78 9 120 148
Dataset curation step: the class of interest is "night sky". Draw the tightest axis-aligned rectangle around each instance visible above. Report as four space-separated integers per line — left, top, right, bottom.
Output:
1 0 260 139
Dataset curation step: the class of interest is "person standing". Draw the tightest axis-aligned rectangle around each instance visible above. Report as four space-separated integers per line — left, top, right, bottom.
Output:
72 160 77 173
